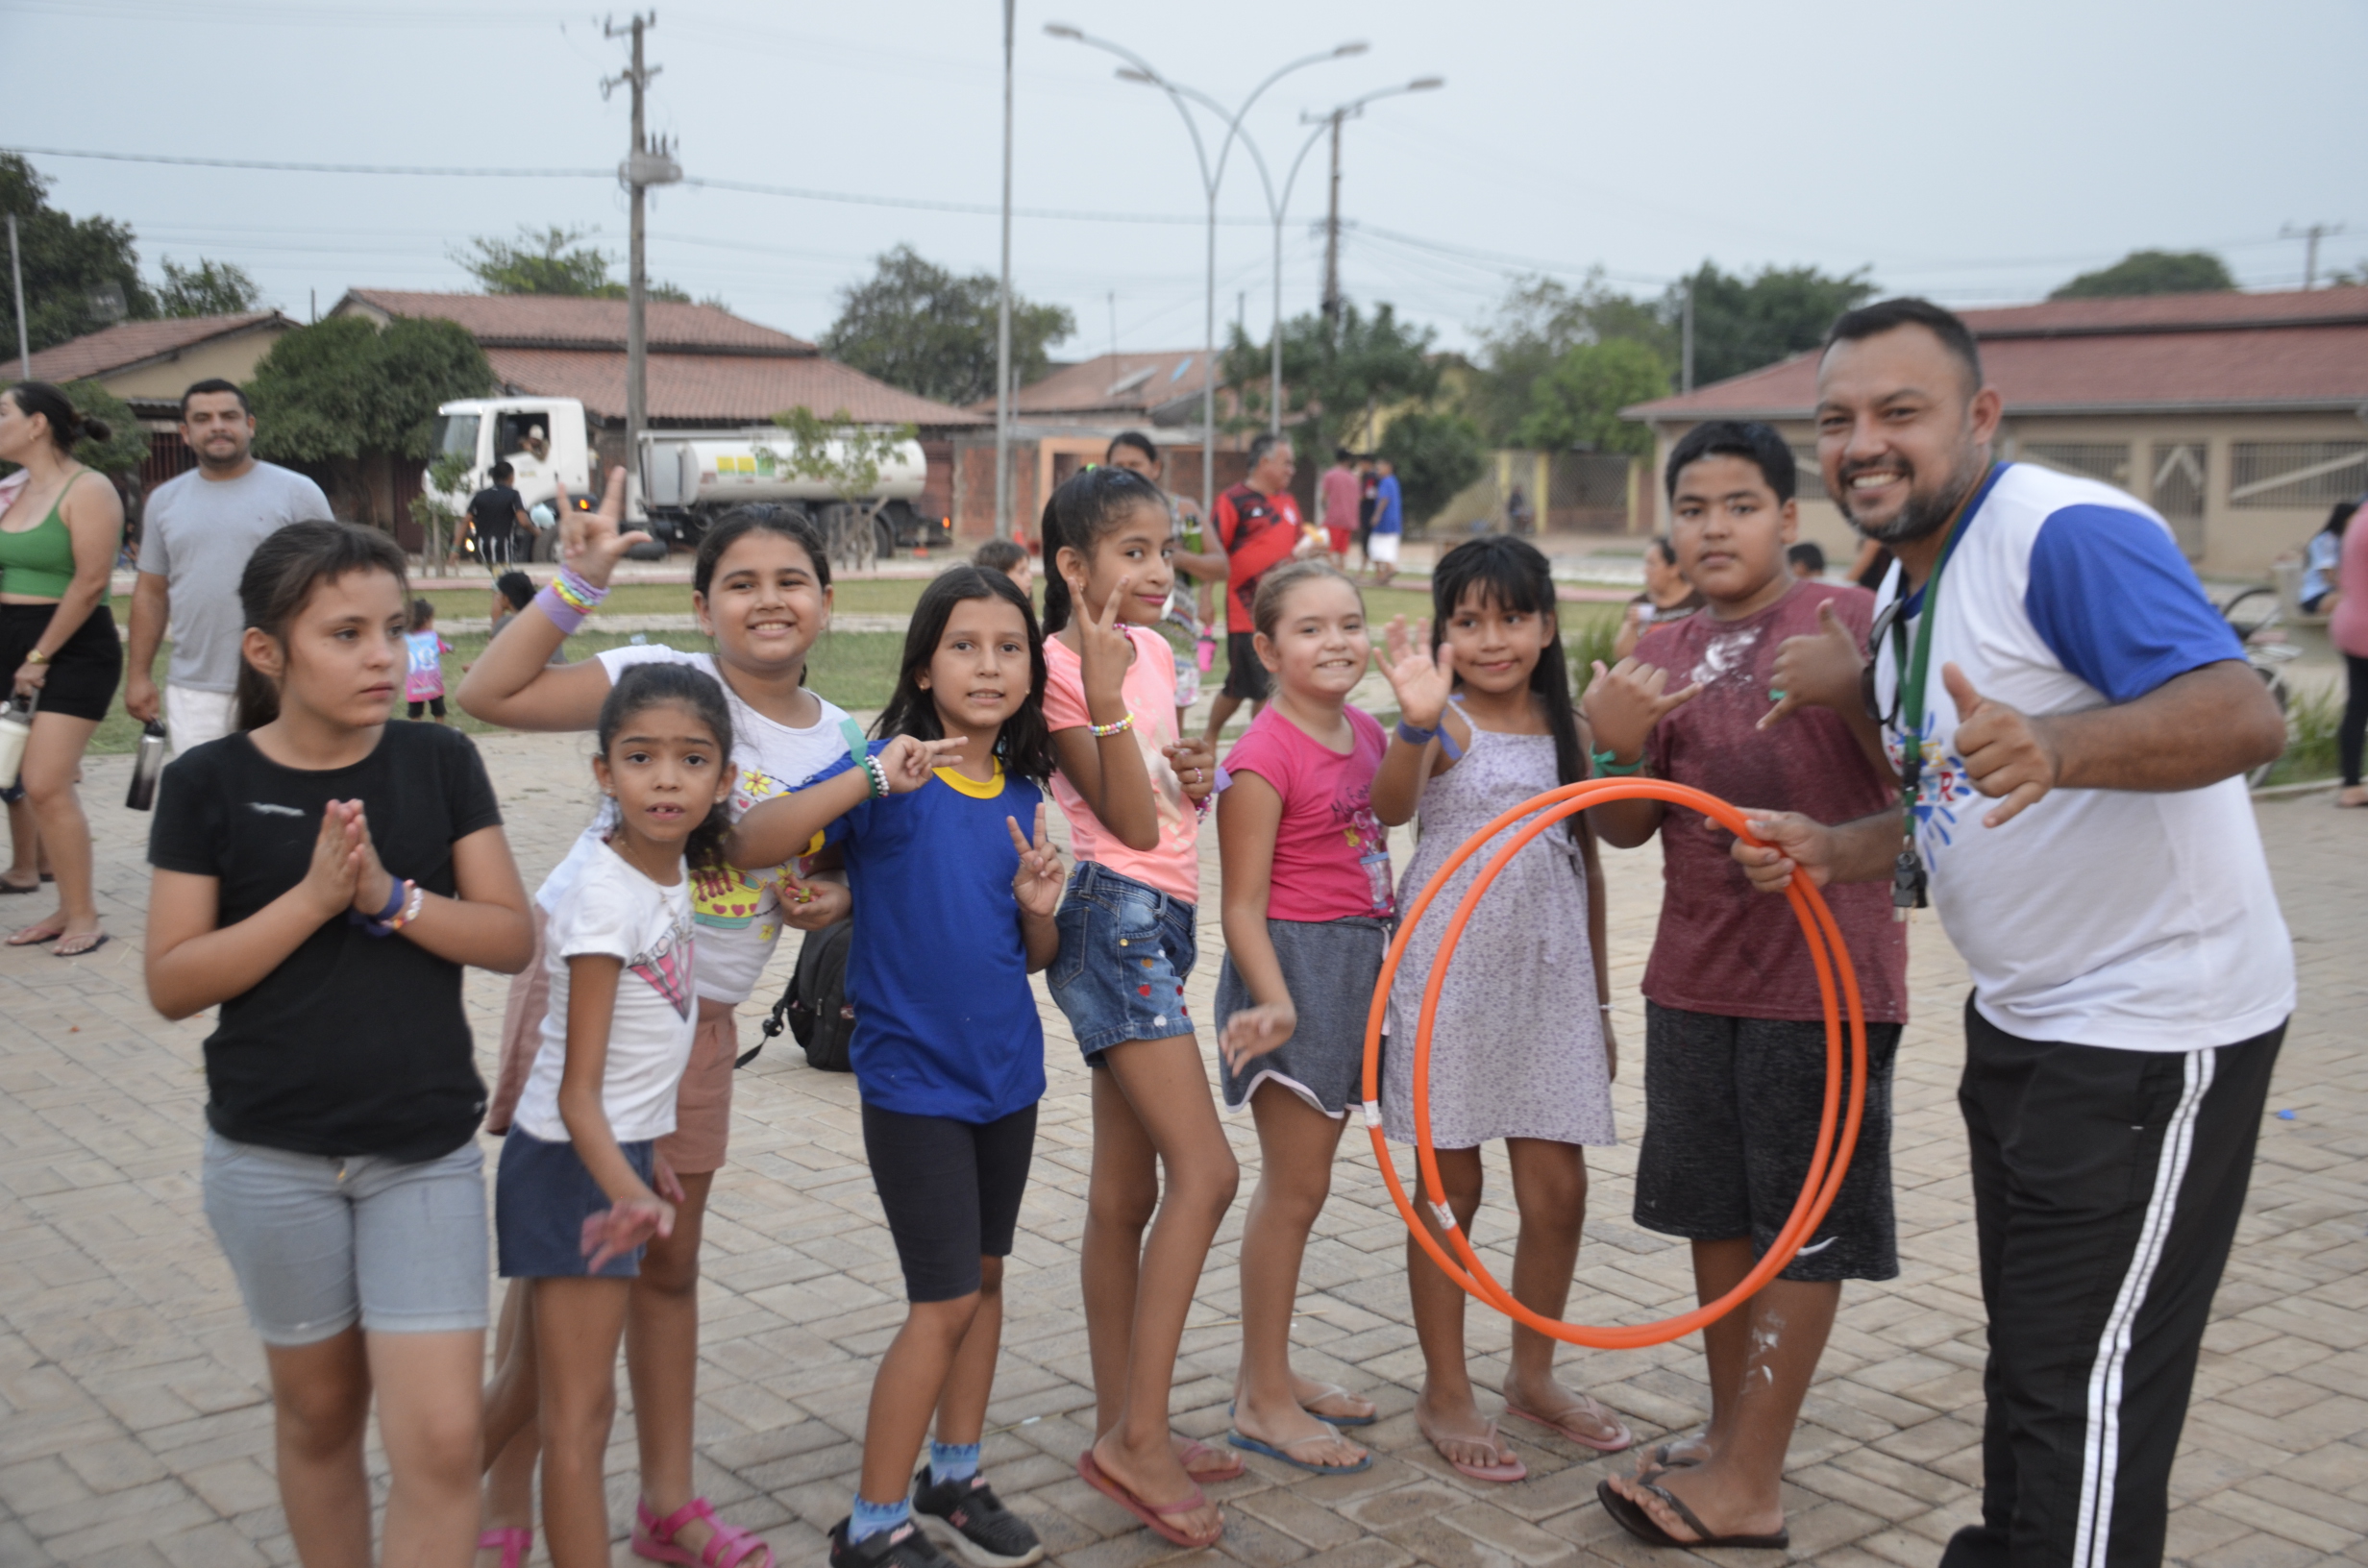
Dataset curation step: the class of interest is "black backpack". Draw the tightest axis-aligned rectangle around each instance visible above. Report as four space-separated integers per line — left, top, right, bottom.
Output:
740 718 868 1074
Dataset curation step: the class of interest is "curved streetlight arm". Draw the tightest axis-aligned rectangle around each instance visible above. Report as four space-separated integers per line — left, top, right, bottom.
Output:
1052 27 1216 194
1211 46 1357 196
1166 81 1279 217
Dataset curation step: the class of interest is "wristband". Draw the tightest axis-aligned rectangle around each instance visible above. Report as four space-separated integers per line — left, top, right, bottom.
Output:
1087 712 1135 739
555 565 609 611
534 582 588 636
1591 747 1647 777
1394 719 1437 747
384 883 425 933
351 878 416 938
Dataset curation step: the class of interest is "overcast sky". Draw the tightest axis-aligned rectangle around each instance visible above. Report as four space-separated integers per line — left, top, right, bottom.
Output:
8 0 2364 366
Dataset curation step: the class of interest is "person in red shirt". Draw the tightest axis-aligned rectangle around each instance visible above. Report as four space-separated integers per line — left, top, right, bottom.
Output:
1203 434 1315 743
1317 449 1361 569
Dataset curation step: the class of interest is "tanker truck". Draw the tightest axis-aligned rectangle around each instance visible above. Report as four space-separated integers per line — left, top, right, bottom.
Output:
428 396 951 565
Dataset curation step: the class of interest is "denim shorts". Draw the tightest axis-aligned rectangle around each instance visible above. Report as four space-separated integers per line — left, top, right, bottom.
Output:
495 1128 657 1280
1048 861 1199 1059
201 1132 489 1347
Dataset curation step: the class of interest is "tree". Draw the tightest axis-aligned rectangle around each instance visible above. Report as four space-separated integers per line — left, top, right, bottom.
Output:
249 315 493 463
759 406 919 572
1514 338 1669 456
1378 410 1487 528
157 257 262 318
1467 271 1672 444
2049 249 2235 300
822 245 1073 405
455 225 694 303
0 154 158 355
60 380 148 477
1218 300 1442 459
1665 262 1876 388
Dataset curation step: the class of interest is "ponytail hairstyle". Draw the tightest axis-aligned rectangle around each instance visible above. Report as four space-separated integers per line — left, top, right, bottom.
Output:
5 380 112 453
596 661 738 875
875 564 1054 783
1429 534 1588 840
1041 464 1168 634
234 520 409 731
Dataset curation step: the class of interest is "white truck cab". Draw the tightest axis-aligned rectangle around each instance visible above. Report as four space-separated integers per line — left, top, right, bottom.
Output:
429 397 594 514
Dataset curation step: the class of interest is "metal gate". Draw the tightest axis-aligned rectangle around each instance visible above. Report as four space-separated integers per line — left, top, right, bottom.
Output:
2150 443 2208 559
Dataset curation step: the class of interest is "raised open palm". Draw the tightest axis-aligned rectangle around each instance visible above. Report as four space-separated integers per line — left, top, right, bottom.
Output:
1378 616 1455 729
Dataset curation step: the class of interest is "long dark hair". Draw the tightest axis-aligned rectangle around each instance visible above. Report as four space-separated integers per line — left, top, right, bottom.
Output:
875 564 1054 783
1041 465 1167 634
597 661 736 874
2323 499 2357 544
5 380 112 453
692 504 832 683
235 520 408 731
1429 535 1589 840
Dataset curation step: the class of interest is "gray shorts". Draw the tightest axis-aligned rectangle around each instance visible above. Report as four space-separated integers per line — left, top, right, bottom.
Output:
201 1132 490 1346
1217 916 1392 1116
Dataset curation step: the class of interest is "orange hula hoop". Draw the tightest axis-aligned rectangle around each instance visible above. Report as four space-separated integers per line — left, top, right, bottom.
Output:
1357 778 1868 1349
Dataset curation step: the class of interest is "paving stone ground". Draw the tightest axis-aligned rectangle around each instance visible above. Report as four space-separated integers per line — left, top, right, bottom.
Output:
2 730 2361 1568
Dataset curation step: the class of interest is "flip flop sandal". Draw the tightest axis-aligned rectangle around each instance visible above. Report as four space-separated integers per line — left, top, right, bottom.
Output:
1642 1441 1706 1473
633 1497 775 1568
0 877 40 895
1176 1436 1246 1482
1417 1414 1526 1483
1595 1478 1790 1552
53 933 108 958
1505 1397 1635 1454
1075 1449 1222 1548
477 1528 533 1568
1298 1382 1377 1427
1226 1423 1372 1476
6 927 63 946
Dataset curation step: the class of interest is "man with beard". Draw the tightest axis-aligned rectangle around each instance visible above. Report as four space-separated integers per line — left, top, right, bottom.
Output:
1729 299 2292 1568
127 380 332 755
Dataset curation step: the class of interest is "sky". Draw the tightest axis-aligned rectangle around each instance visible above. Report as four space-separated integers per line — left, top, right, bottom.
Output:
6 0 2364 368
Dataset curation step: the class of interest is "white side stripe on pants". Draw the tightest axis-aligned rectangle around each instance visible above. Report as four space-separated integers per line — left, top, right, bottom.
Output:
2071 1048 2213 1568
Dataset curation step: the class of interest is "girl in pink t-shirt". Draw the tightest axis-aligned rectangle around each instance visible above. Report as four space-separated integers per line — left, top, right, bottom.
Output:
1216 561 1394 1477
1036 470 1235 1549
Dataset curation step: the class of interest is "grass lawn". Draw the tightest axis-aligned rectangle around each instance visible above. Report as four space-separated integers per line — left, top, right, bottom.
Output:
407 575 939 625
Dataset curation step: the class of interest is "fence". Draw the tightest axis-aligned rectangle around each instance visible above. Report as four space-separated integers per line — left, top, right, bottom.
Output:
1443 452 1642 537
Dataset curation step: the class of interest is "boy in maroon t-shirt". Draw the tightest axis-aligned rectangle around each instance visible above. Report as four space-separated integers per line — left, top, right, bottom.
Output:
1581 420 1908 1553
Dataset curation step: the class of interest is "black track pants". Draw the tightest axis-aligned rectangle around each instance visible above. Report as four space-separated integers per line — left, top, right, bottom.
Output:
1939 995 2283 1568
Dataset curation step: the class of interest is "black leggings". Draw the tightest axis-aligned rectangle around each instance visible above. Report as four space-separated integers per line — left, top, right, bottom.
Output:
860 1101 1036 1302
2343 652 2367 787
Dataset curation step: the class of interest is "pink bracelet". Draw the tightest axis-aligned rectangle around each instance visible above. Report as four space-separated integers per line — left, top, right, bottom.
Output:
534 582 587 636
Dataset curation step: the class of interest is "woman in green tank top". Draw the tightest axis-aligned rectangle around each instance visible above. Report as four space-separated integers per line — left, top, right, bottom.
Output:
0 380 126 956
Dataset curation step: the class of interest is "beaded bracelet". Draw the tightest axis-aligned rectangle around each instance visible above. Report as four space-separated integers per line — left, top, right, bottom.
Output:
352 879 418 939
1087 712 1135 739
862 754 889 799
385 883 425 933
536 567 611 635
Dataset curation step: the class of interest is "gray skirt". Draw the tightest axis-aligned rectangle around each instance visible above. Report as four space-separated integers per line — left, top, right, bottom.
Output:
1216 916 1394 1116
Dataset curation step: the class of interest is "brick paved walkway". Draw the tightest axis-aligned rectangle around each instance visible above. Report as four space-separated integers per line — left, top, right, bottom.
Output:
2 733 2361 1568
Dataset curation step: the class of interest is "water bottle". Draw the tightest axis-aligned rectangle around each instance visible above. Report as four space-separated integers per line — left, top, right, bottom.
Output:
0 691 33 793
125 720 169 811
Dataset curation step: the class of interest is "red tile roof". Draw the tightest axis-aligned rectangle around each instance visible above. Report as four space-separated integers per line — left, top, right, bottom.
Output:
485 348 984 429
338 289 818 355
0 311 291 382
992 350 1209 417
1627 286 2368 421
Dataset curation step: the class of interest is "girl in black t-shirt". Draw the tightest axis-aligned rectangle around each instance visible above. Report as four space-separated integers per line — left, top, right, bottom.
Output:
145 521 533 1567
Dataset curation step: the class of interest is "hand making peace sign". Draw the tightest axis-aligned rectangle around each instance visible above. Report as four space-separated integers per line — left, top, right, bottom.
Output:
1006 804 1065 919
1071 570 1140 710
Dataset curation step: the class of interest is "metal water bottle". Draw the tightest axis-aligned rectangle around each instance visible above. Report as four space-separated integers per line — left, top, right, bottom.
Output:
0 691 33 793
125 720 168 811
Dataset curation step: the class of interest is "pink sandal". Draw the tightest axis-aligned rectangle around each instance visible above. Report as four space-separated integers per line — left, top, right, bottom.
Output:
477 1528 532 1568
634 1498 776 1568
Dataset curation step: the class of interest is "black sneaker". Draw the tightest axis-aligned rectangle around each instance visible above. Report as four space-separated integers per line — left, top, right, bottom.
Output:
912 1468 1046 1568
827 1516 956 1568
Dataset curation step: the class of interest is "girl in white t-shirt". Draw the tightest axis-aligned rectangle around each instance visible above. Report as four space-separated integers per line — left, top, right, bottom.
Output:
491 661 734 1568
459 488 841 1568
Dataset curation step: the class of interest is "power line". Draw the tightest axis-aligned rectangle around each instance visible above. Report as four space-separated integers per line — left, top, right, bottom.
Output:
5 145 607 179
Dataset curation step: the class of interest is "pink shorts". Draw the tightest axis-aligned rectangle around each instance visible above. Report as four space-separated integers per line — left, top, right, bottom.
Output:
486 907 739 1175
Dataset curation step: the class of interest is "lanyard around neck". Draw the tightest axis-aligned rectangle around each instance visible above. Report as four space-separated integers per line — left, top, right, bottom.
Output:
1887 464 1999 813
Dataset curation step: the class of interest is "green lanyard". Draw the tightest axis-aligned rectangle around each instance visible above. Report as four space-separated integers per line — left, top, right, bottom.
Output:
1884 465 1997 915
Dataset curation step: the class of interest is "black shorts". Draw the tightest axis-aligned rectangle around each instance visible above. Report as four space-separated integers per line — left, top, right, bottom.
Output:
1633 1000 1901 1283
0 601 122 723
860 1100 1037 1302
407 697 447 720
1221 629 1270 702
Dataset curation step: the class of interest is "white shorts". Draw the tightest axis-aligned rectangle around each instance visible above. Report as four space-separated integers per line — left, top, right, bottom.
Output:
1367 531 1402 565
166 684 238 758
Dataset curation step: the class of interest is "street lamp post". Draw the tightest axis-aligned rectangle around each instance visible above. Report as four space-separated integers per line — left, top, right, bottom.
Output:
1046 24 1362 514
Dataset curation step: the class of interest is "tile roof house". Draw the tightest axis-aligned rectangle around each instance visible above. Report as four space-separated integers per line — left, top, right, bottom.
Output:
1623 286 2368 576
984 348 1214 427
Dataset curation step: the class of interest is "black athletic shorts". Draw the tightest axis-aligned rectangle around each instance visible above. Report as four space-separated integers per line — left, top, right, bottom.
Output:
1632 1000 1901 1283
0 601 122 724
860 1100 1037 1302
407 697 447 720
1221 629 1270 703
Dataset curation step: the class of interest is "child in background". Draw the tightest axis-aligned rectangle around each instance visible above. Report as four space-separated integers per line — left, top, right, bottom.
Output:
1369 536 1630 1482
1786 541 1827 580
729 566 1062 1568
489 571 535 637
461 493 851 1568
407 598 453 722
494 662 736 1568
1035 469 1232 1550
973 537 1033 600
1215 561 1393 1477
1584 420 1908 1552
143 521 534 1567
1104 430 1227 728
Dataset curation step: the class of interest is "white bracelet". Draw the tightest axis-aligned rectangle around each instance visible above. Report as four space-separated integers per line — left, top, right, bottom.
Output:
1598 1002 1614 1012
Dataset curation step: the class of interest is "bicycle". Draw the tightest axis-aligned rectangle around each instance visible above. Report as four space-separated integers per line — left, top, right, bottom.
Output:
2219 585 2298 788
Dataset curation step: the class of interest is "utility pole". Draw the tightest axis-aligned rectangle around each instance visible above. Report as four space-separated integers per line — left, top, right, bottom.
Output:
1320 111 1343 340
2282 221 2344 290
7 215 28 375
1681 277 1695 394
604 12 679 518
994 0 1016 540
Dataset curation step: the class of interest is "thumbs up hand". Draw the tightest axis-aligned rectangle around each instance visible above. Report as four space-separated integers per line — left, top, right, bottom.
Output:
1945 662 2060 827
1760 600 1865 731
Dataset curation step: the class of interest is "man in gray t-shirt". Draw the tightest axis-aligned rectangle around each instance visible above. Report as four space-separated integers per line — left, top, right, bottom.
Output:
127 380 332 754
